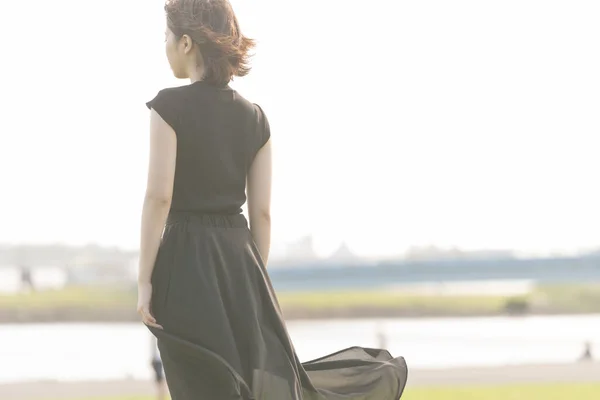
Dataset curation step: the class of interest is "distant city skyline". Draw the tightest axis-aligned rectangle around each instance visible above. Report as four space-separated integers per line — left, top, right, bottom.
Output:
1 0 600 258
3 239 599 268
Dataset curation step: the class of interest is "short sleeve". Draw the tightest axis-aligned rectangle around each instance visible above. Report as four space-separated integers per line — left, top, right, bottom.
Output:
254 103 271 149
146 89 180 133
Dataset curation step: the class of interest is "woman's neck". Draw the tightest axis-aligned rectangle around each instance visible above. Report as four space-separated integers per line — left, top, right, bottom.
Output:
188 66 205 84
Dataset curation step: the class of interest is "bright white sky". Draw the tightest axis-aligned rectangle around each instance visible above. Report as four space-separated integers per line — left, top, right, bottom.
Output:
0 0 599 259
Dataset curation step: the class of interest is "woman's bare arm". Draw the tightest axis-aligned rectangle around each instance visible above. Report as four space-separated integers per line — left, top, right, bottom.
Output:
138 109 177 284
247 139 272 264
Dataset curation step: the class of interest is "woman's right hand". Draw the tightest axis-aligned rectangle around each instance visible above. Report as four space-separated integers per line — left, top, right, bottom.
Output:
137 282 163 329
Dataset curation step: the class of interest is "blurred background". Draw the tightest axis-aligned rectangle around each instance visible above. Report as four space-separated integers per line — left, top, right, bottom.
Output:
1 0 600 399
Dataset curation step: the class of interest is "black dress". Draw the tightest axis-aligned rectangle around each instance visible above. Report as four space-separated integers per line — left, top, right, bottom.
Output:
146 81 408 399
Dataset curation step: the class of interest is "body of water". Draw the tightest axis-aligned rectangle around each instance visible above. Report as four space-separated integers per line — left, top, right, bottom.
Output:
2 254 600 294
1 315 598 384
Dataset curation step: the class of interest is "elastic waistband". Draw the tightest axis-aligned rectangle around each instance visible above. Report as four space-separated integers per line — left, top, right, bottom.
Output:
166 211 248 228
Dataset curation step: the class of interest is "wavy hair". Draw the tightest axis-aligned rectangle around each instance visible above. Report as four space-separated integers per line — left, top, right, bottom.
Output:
165 0 255 86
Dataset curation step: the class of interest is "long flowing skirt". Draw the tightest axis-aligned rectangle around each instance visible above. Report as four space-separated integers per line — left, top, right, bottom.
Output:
148 212 408 399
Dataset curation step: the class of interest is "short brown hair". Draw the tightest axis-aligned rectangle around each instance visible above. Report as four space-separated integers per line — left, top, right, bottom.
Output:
165 0 255 86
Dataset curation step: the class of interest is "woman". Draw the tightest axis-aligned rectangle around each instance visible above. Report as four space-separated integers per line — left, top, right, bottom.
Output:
137 0 408 398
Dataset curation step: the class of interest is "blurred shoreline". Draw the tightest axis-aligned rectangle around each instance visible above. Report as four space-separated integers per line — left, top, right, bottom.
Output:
2 282 600 322
4 306 599 323
2 362 600 399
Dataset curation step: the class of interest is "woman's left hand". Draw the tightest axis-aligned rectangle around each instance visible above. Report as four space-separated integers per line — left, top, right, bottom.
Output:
137 282 163 329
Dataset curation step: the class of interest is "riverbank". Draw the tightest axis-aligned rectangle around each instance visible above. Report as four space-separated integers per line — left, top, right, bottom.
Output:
2 362 600 399
1 283 600 322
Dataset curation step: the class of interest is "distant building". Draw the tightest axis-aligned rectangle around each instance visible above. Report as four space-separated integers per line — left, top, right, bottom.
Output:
328 242 361 265
285 236 318 261
405 245 514 261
